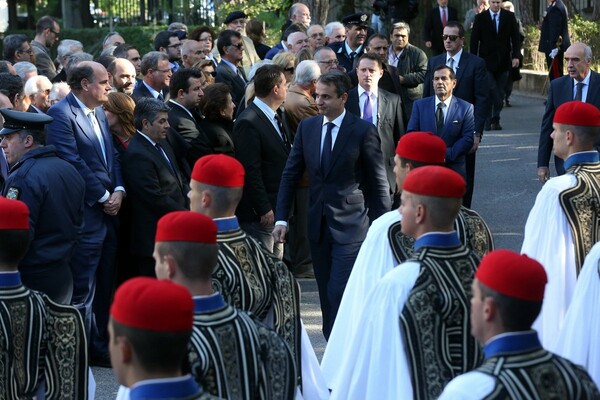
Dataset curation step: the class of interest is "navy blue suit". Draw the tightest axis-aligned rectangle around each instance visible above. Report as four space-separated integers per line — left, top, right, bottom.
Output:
423 51 490 207
407 96 474 179
275 111 390 338
327 41 364 73
46 92 124 357
265 42 285 60
538 70 600 174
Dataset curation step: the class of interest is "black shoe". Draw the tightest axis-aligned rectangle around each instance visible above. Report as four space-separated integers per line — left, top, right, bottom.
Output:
293 265 315 279
90 352 112 368
484 122 492 131
490 122 503 130
505 99 512 107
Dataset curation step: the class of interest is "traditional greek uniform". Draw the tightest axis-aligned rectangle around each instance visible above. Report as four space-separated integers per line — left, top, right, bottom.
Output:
213 217 329 399
322 208 492 386
188 292 296 399
0 271 88 399
554 241 600 388
328 232 481 399
521 151 600 348
439 331 600 399
128 375 216 400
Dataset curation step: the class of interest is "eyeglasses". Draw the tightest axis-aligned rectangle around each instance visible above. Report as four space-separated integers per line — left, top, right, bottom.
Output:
229 43 244 50
284 67 295 74
442 35 461 41
318 59 339 65
49 28 59 36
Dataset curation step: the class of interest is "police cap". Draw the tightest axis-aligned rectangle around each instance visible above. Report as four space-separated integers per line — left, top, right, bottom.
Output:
0 108 53 135
341 13 369 28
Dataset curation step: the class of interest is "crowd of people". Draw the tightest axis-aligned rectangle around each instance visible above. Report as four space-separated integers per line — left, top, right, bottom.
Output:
0 0 599 398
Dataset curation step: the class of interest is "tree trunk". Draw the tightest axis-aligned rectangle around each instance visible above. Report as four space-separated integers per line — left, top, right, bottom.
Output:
307 0 329 25
7 0 17 30
520 0 536 25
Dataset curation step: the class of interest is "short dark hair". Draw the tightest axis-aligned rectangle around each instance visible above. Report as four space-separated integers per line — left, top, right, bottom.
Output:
445 21 465 38
253 64 285 98
365 33 388 48
0 230 30 265
189 26 215 42
399 157 441 169
169 68 204 99
0 72 23 105
111 320 191 373
18 128 45 146
217 30 242 57
67 63 96 91
154 30 178 51
96 55 116 70
433 64 456 80
197 182 243 214
156 241 218 281
478 281 543 331
0 61 12 73
200 83 232 121
3 34 29 63
561 124 600 148
113 43 137 59
357 52 383 70
134 97 170 130
35 16 57 35
318 70 351 97
283 22 307 41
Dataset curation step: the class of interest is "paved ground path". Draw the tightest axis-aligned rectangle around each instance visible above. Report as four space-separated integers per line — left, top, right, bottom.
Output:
93 91 547 398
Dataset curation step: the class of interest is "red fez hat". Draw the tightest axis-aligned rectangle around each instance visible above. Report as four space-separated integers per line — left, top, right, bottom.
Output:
553 101 600 126
402 165 465 197
156 211 217 244
476 250 547 302
395 132 446 164
192 154 245 187
110 277 194 332
0 196 29 230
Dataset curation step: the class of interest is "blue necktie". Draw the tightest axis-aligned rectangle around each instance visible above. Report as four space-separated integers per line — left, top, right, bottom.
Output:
363 92 373 124
321 122 335 172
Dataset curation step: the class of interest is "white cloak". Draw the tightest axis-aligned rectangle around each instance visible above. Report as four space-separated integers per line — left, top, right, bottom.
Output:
553 241 600 388
521 174 577 349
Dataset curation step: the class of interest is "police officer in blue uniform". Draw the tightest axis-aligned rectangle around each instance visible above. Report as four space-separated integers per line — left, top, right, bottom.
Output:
327 13 370 72
0 108 85 304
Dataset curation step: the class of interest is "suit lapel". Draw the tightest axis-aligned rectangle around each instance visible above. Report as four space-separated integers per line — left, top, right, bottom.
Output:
442 97 459 137
95 107 113 171
68 94 108 170
326 113 353 176
586 71 600 104
378 91 389 128
456 54 467 82
250 103 289 154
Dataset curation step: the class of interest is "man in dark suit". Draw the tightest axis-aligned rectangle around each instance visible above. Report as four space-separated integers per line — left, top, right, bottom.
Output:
122 98 189 277
45 61 125 367
470 0 521 130
132 51 171 102
327 13 369 72
215 29 247 108
233 64 291 259
537 42 600 182
167 68 207 163
424 21 489 207
346 53 404 203
423 0 458 56
539 0 570 80
348 34 402 97
408 65 474 179
273 71 391 339
24 75 52 114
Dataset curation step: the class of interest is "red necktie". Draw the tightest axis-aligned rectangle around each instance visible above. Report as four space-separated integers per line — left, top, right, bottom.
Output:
442 8 447 27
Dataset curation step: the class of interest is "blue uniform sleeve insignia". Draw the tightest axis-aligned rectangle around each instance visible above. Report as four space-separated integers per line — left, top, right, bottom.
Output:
6 187 20 200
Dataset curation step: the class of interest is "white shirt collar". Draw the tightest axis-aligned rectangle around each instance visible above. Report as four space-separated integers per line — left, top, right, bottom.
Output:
252 97 276 121
447 48 463 65
137 130 157 146
358 84 378 98
323 109 346 127
72 93 95 115
435 95 453 108
142 81 162 99
575 69 592 86
168 99 194 119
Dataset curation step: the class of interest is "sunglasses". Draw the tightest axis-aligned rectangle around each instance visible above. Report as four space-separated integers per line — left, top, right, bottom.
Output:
229 43 244 50
284 67 295 74
442 35 461 41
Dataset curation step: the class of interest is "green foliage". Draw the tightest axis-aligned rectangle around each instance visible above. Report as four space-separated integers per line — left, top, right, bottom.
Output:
521 15 600 72
216 0 291 26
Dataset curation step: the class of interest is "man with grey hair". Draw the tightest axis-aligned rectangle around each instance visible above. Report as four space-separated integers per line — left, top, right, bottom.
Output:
307 24 327 50
283 59 321 278
325 21 346 44
287 31 310 53
31 16 60 79
181 39 205 68
3 34 34 65
103 32 125 49
14 62 38 83
52 39 83 83
132 51 171 102
49 81 70 105
537 42 600 182
24 75 52 113
122 97 189 277
314 47 342 74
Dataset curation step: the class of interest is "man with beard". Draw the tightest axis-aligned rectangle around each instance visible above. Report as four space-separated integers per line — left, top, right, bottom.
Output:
107 58 137 96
